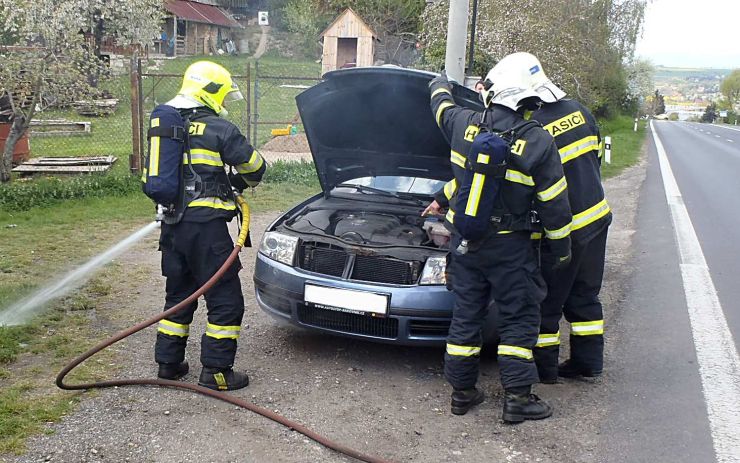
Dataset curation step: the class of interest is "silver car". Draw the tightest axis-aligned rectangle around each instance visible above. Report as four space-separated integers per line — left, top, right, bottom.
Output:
253 67 496 346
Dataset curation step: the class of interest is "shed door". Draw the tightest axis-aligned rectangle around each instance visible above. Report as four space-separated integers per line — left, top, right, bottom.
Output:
337 38 358 68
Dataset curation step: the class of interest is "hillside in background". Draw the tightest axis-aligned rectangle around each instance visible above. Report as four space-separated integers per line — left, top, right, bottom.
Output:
654 66 732 105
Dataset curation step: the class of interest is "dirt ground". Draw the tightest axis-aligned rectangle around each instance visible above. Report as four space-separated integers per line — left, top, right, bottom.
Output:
259 134 312 164
3 155 646 463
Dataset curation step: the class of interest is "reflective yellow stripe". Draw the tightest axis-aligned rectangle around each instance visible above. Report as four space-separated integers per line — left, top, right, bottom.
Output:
446 343 481 357
446 209 455 223
536 332 560 348
140 167 147 183
545 221 572 240
431 87 452 98
504 169 535 186
571 320 604 336
214 372 228 390
497 345 533 360
559 135 599 164
537 176 567 202
497 230 514 234
205 323 241 340
450 150 466 168
443 179 458 200
572 198 610 231
465 152 489 216
236 150 264 174
157 319 190 337
186 148 224 167
530 232 543 240
188 197 237 211
149 118 160 176
436 101 455 126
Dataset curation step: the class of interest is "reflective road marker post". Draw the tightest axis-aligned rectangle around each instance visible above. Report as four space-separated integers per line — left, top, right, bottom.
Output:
604 136 612 164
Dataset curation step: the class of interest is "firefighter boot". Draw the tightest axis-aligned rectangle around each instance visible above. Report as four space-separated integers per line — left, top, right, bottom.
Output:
158 361 189 380
558 359 602 378
502 386 553 423
198 367 250 391
450 387 485 415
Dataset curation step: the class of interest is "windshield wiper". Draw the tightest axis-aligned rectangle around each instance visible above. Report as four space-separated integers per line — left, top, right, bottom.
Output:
334 183 423 205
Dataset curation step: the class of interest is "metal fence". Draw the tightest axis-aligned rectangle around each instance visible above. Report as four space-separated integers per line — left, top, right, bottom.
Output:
132 58 322 173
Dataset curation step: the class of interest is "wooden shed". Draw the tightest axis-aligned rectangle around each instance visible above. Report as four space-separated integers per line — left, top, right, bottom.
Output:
163 0 243 56
320 9 376 76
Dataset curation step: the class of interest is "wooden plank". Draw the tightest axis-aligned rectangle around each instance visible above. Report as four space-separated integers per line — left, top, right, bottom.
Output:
22 156 117 166
12 165 113 174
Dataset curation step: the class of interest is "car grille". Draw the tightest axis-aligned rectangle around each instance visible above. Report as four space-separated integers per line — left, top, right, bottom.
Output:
351 255 420 285
409 319 451 337
297 305 398 339
256 288 292 315
298 242 421 285
299 243 347 277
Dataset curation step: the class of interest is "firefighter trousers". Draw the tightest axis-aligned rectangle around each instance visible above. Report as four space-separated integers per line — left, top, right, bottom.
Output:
534 227 608 379
445 231 545 390
154 219 245 370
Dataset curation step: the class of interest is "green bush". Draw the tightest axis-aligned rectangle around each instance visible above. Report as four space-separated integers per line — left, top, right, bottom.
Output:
263 159 319 186
0 174 141 212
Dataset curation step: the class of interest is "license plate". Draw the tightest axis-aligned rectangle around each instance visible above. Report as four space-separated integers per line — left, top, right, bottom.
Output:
304 284 389 316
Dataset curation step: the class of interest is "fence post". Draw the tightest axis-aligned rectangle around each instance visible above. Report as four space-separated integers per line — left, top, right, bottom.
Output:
253 60 259 146
245 62 251 141
130 53 141 175
137 58 144 164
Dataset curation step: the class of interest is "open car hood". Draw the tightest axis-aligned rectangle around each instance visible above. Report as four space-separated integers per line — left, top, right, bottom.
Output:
295 67 484 192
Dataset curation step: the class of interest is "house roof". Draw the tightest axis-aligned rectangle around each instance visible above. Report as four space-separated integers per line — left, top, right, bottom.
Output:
165 0 242 29
320 8 376 38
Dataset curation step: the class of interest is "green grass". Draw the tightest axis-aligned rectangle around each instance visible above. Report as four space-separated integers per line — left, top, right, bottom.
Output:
599 115 647 179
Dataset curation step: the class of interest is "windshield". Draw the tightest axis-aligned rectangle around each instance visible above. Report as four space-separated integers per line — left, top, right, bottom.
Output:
337 176 446 196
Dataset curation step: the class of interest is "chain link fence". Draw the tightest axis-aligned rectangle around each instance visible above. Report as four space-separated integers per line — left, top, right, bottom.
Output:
16 57 134 175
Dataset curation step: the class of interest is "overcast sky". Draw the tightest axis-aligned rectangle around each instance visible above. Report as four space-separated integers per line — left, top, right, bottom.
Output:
634 0 740 68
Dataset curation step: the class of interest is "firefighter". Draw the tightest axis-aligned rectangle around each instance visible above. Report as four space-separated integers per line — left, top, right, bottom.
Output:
511 52 612 383
154 61 265 391
426 56 573 422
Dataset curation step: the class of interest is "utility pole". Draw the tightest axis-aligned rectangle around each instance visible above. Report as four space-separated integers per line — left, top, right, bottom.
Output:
445 0 468 84
467 0 479 75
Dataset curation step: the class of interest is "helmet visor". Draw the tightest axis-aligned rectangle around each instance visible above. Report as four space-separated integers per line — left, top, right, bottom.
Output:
223 82 244 104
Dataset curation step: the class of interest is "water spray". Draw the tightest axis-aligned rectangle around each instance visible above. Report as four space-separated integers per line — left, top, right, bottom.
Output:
52 195 394 463
0 221 161 327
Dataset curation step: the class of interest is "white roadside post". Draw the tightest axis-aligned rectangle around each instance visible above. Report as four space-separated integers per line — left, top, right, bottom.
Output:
604 136 612 164
634 118 638 132
444 0 468 84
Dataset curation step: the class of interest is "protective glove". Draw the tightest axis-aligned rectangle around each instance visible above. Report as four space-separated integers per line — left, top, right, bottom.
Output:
228 172 248 193
552 252 572 270
547 237 572 270
429 71 452 90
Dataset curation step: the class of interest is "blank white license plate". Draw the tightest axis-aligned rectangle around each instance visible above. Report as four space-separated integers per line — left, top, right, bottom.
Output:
304 284 389 316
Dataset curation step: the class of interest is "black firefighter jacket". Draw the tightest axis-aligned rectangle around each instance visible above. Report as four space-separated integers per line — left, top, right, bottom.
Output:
430 81 573 255
177 107 265 223
527 99 611 245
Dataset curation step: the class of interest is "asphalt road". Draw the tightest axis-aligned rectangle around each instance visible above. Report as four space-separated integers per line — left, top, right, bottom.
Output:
598 121 740 463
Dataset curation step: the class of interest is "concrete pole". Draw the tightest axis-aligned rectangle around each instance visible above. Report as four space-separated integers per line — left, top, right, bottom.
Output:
445 0 468 84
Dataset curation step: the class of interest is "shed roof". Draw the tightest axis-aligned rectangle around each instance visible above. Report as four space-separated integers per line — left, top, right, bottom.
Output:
320 8 376 38
164 0 242 28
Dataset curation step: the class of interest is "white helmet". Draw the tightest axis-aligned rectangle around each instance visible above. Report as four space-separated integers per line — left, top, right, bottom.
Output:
480 52 566 110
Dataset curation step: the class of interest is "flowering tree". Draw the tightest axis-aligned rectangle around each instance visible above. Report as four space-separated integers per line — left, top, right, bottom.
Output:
0 0 162 182
419 0 647 115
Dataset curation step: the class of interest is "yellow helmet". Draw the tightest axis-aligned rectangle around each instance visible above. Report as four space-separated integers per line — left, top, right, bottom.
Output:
178 61 243 116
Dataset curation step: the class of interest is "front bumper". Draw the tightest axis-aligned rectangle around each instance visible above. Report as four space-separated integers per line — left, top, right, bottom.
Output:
253 253 455 346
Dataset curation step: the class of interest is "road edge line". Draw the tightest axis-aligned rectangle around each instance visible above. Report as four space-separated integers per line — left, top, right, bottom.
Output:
651 120 740 462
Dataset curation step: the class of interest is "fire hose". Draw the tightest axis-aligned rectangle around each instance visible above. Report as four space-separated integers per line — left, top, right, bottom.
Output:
56 194 394 463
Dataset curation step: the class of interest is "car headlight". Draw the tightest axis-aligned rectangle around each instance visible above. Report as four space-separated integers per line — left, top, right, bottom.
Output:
259 231 299 266
419 256 447 285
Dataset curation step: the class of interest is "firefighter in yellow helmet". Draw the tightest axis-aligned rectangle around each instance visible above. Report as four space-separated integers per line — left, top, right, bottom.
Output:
154 61 265 391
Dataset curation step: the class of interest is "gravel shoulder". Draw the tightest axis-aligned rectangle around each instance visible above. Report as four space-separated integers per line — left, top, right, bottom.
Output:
3 151 646 463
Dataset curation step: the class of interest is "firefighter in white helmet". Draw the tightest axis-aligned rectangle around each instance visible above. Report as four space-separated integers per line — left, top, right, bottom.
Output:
506 52 612 383
426 53 572 422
